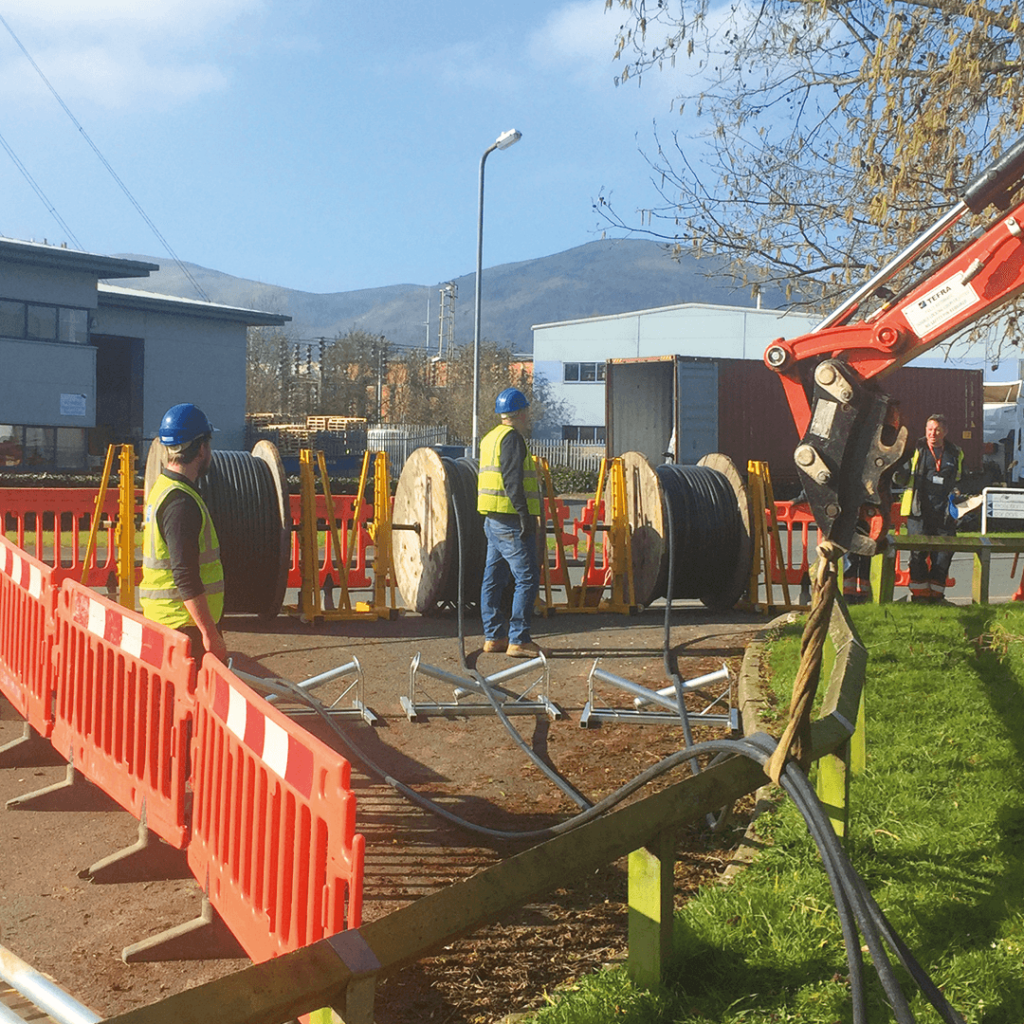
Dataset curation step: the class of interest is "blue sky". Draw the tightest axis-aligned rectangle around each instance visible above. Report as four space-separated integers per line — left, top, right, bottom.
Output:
0 0 691 296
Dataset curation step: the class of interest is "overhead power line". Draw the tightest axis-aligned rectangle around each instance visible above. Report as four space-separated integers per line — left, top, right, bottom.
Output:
0 13 210 302
0 128 84 250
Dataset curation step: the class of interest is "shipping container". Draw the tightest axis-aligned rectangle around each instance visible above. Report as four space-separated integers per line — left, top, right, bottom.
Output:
606 355 983 494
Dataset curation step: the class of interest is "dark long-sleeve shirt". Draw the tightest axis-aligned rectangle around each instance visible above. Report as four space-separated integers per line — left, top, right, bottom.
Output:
155 470 206 600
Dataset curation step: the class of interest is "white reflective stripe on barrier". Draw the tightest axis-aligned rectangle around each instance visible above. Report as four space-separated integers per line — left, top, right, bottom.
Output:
71 589 166 668
0 544 43 599
212 673 314 797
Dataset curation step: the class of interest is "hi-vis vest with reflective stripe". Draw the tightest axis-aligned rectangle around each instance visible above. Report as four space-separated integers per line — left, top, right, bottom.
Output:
477 424 541 516
140 473 225 628
899 440 963 518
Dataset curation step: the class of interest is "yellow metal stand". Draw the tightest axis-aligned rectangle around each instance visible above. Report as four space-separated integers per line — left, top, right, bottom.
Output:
83 444 136 609
745 460 796 612
539 457 636 615
287 449 398 623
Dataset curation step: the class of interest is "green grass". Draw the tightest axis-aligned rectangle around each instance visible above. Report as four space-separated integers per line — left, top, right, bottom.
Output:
522 603 1024 1023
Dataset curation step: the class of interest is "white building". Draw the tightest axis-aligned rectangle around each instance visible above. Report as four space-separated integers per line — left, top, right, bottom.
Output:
1 238 289 469
531 301 820 440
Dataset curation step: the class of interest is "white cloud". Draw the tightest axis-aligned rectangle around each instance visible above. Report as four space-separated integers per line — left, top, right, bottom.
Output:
529 0 615 82
528 0 682 113
0 0 263 107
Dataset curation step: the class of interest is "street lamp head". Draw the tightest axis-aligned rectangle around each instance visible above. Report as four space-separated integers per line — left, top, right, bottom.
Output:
494 129 522 150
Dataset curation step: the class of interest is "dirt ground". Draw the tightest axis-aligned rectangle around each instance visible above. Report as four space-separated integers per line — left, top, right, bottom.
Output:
0 599 770 1023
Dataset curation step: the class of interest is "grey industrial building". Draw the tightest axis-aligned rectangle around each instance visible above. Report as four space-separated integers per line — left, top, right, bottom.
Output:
0 238 289 470
531 301 820 442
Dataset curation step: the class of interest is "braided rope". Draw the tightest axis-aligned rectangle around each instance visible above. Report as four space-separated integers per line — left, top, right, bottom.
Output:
766 539 843 784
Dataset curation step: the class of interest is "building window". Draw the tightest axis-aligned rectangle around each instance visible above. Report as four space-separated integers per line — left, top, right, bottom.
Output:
0 299 89 344
0 300 25 337
561 425 606 443
27 305 57 340
563 361 605 383
0 424 88 470
59 308 89 344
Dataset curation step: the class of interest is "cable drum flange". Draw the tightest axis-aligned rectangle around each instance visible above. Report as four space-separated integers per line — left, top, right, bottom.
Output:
392 448 487 612
621 451 752 610
144 439 291 619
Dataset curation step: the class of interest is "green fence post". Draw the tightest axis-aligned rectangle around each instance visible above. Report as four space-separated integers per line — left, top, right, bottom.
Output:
850 689 866 774
973 538 991 605
628 830 675 988
816 741 852 839
815 623 863 838
871 545 895 604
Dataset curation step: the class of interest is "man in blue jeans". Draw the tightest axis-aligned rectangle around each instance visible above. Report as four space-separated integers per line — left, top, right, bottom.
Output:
477 388 542 657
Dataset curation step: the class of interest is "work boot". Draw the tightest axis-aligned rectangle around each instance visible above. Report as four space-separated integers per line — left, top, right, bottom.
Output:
507 641 541 658
482 638 508 653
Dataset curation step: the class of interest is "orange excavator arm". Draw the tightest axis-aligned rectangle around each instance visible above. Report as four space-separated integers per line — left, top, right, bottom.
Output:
764 136 1024 554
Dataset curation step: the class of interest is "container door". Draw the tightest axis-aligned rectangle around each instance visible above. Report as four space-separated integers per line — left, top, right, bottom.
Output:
606 360 676 464
675 361 719 464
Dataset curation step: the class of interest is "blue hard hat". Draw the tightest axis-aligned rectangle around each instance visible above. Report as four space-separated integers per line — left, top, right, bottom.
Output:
159 404 216 446
495 387 529 414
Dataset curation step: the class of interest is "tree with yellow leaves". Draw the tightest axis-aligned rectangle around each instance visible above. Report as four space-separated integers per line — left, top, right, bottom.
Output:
601 0 1024 337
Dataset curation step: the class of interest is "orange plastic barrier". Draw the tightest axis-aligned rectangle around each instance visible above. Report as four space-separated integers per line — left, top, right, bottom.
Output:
188 658 364 961
0 487 138 587
575 500 613 586
770 500 953 591
51 580 196 847
286 494 373 589
0 536 58 735
542 497 577 585
770 501 816 587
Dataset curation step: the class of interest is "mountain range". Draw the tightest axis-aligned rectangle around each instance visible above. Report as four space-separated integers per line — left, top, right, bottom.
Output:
117 238 789 353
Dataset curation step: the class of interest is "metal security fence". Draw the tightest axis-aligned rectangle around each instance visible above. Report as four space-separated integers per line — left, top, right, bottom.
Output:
528 440 604 472
367 425 452 472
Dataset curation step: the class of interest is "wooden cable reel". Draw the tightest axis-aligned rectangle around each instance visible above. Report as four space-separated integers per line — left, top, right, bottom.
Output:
620 451 753 610
144 439 291 619
392 448 487 613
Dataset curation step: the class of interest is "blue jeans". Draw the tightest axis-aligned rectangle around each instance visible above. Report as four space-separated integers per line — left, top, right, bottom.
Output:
481 516 539 645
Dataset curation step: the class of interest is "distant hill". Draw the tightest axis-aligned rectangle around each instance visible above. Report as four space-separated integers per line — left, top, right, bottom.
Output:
115 239 791 353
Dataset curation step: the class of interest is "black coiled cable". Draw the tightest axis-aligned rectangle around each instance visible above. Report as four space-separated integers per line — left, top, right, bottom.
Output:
436 456 486 609
655 463 745 609
195 449 288 618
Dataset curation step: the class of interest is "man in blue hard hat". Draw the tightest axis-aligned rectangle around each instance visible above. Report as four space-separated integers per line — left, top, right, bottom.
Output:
477 387 543 657
140 404 227 661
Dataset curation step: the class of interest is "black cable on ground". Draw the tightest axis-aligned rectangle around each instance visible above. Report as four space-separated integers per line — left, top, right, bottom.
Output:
245 449 965 1021
258 670 965 1023
448 461 591 810
660 467 733 826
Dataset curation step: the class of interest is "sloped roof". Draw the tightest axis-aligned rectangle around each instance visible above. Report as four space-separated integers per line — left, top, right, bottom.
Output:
99 283 290 326
0 237 158 279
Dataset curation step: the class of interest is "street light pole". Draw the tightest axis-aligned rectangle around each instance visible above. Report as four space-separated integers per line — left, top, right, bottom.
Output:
471 128 521 459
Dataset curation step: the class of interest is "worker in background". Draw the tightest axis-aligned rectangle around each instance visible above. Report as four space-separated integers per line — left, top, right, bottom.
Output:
842 553 872 603
477 387 542 657
898 413 963 603
140 404 227 661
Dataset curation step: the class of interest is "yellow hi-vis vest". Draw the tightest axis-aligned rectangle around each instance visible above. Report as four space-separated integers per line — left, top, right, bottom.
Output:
140 473 225 628
477 424 541 516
